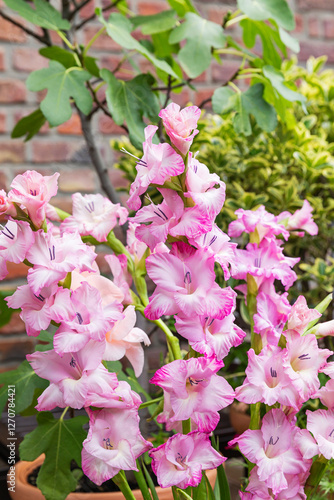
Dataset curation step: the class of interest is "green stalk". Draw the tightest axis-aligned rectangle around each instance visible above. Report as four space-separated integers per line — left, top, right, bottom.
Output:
112 471 137 500
304 456 328 499
182 419 191 434
152 318 182 360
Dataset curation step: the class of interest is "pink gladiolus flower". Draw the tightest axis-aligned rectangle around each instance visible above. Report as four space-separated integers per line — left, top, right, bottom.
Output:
231 239 299 290
126 222 148 263
286 296 321 335
104 305 150 377
228 206 289 241
8 170 59 228
61 193 128 242
6 283 67 337
149 431 225 489
150 356 234 432
0 190 16 217
0 220 35 279
27 344 118 410
88 380 142 410
104 254 132 304
229 409 308 496
53 282 123 355
185 155 226 218
82 407 152 485
156 391 199 433
254 292 291 346
317 379 334 409
304 409 334 459
159 103 201 156
241 466 307 500
127 125 184 210
26 230 97 294
278 200 318 237
145 242 235 321
235 346 300 409
282 334 332 402
189 225 237 280
175 309 246 361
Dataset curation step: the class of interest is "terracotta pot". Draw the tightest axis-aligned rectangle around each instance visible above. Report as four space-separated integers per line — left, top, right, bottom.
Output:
8 454 217 500
229 402 251 435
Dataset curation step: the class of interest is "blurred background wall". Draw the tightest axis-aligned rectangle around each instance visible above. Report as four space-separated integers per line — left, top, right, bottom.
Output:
0 0 333 371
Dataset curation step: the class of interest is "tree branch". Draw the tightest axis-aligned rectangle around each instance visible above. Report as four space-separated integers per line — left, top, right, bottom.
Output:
74 0 122 31
78 109 127 233
69 0 91 20
0 10 51 45
198 65 243 109
152 78 192 92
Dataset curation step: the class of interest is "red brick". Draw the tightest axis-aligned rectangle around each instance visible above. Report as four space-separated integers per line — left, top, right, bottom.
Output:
294 14 304 33
208 6 229 25
0 171 8 190
83 26 121 51
0 362 20 374
0 336 35 362
13 48 48 72
49 197 73 214
194 88 214 108
324 18 334 39
100 55 134 80
49 30 63 45
99 114 125 135
0 312 24 335
0 142 25 163
0 79 26 103
109 168 129 190
79 0 96 18
298 0 334 9
137 1 168 15
211 60 241 84
0 48 4 71
32 141 74 163
171 88 190 107
299 40 334 62
0 17 26 43
58 169 97 192
308 18 319 37
57 114 83 135
0 113 5 134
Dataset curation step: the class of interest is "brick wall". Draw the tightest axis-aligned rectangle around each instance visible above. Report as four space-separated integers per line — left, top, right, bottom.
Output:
0 0 334 371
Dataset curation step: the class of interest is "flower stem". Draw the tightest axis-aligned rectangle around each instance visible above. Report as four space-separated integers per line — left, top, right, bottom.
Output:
304 455 328 499
182 419 191 434
112 471 137 500
152 318 182 360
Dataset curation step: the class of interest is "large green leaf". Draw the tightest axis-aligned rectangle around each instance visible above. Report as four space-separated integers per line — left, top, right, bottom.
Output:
263 65 307 104
98 12 178 79
101 70 160 148
169 13 226 78
27 61 93 126
237 0 295 31
0 361 48 414
213 83 277 135
166 0 197 16
3 0 70 30
19 412 88 500
132 10 177 35
240 19 286 69
39 47 78 69
12 109 46 141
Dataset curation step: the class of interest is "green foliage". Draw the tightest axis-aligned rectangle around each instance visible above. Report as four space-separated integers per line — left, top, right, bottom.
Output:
27 61 93 126
238 0 295 30
3 0 70 31
168 13 226 78
19 412 88 500
98 11 178 79
11 109 46 141
0 360 48 414
102 70 160 148
131 10 177 35
212 83 277 135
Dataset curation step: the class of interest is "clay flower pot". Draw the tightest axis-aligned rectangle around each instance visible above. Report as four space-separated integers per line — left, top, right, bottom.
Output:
8 454 217 500
229 402 251 435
